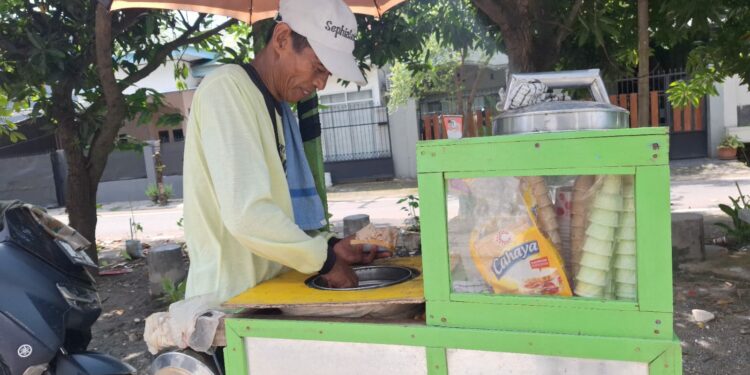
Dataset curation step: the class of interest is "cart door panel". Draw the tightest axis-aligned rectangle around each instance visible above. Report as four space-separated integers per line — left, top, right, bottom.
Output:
245 338 427 375
446 349 648 374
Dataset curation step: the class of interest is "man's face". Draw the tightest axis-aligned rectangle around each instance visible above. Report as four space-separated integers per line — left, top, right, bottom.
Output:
274 26 331 103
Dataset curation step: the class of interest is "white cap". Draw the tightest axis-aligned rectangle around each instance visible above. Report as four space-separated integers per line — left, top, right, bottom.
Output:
279 0 366 85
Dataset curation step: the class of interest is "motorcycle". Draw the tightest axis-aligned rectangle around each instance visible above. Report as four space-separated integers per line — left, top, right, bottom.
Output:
0 201 135 375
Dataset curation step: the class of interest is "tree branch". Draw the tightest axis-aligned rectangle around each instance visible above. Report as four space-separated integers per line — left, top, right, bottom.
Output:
118 16 235 89
471 0 505 30
89 3 128 184
555 0 584 49
86 13 236 175
84 15 234 124
112 9 149 36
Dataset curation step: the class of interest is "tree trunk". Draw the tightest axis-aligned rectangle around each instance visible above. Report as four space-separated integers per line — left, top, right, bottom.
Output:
480 0 536 73
154 150 167 206
472 0 585 74
49 79 99 263
55 109 100 263
65 160 99 263
637 0 650 126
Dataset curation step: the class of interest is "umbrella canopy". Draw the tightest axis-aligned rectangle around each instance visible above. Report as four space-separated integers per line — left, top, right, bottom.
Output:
107 0 405 23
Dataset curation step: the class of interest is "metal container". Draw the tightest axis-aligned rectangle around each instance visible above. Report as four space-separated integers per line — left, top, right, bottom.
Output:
493 69 629 135
306 265 419 291
149 351 220 375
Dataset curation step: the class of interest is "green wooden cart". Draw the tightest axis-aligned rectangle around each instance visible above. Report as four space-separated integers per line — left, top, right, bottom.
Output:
224 127 681 374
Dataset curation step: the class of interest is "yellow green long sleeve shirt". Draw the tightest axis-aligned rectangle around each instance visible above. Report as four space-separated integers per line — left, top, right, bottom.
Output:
182 64 328 303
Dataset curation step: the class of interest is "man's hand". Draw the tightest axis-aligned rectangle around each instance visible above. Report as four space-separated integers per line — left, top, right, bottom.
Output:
321 258 358 288
333 234 392 265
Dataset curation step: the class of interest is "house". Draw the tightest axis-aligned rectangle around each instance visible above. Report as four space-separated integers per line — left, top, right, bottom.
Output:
117 48 404 189
609 71 750 159
711 76 750 156
417 51 509 116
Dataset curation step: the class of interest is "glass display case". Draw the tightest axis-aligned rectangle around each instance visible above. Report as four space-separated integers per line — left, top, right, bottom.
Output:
446 174 638 301
417 128 676 341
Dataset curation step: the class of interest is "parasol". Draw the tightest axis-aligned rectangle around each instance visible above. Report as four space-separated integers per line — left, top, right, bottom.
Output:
105 0 406 23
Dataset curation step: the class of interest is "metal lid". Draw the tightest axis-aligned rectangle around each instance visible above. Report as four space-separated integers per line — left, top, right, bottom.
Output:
498 101 628 118
493 101 630 135
493 69 630 135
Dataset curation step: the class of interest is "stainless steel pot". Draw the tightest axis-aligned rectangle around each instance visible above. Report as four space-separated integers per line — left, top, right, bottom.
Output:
493 69 629 135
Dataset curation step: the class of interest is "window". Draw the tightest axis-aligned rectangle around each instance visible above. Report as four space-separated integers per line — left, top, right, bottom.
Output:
172 129 184 142
426 101 442 113
317 89 390 162
158 130 170 143
319 90 373 109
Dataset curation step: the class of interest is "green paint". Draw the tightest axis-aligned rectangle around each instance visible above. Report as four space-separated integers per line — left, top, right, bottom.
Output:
428 301 672 339
418 173 451 302
417 128 668 174
224 318 680 374
443 166 636 180
426 347 448 375
223 128 680 374
449 292 639 311
635 166 674 312
224 324 248 375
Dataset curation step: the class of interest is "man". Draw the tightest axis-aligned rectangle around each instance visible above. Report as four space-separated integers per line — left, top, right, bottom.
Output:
182 0 377 302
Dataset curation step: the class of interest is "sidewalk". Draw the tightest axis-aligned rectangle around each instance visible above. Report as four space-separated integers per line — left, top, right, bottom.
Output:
670 158 750 182
670 159 750 213
47 159 750 242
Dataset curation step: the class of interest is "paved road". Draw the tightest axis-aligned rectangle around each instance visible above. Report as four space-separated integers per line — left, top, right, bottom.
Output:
52 176 748 242
53 196 421 241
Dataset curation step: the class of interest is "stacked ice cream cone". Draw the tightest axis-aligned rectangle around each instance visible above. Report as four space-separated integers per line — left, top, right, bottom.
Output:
613 176 637 300
570 175 596 276
574 175 623 298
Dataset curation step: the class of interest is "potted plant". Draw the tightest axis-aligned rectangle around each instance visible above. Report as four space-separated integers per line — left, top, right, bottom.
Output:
397 195 421 256
125 208 144 259
718 135 745 160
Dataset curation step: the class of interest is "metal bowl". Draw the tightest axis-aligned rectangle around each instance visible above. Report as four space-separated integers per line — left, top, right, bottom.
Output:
306 265 419 291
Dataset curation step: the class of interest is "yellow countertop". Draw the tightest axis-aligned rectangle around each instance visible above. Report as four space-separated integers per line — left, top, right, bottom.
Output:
223 256 424 309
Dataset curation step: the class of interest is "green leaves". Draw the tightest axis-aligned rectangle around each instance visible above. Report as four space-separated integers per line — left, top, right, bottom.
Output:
125 88 183 127
173 61 190 91
0 88 31 143
715 182 750 249
25 29 45 50
0 119 28 143
719 135 745 149
160 278 186 303
666 68 721 109
397 194 420 232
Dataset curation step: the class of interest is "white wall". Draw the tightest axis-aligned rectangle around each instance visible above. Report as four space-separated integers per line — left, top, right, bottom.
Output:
714 75 750 155
320 66 384 105
708 90 725 158
389 98 419 179
119 60 202 95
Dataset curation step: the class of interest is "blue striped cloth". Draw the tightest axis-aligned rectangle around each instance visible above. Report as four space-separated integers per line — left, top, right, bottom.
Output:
280 102 327 230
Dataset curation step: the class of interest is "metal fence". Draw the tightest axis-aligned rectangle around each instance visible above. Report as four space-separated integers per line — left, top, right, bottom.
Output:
319 104 391 162
614 70 708 159
419 88 501 116
0 152 60 207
